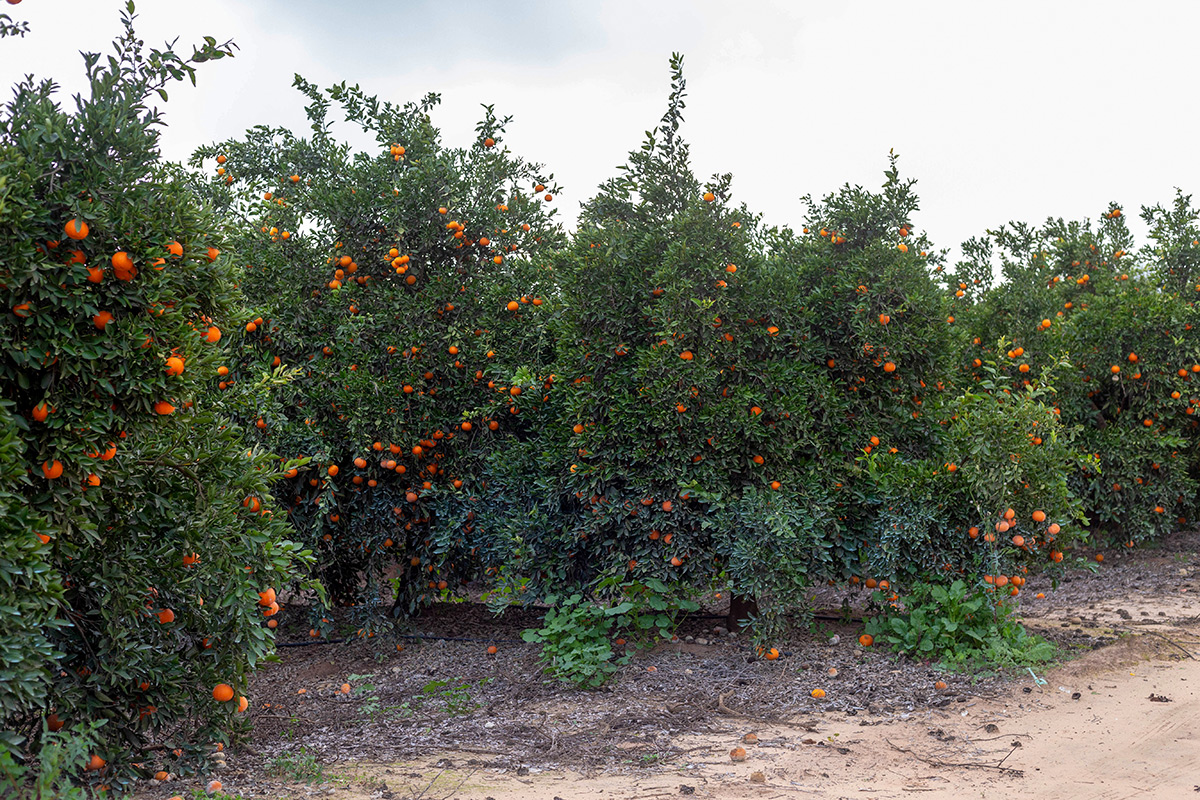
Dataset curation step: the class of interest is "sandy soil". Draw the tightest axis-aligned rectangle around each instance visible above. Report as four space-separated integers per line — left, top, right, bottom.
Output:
254 617 1200 800
135 533 1200 800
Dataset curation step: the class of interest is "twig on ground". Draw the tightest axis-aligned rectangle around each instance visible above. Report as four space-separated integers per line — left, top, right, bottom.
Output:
886 739 1024 777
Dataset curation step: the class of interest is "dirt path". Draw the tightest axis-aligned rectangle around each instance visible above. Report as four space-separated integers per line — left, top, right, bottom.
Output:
227 591 1199 800
135 536 1200 800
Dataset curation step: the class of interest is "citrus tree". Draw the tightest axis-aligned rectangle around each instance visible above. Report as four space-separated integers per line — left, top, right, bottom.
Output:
0 5 309 791
957 200 1200 549
189 75 565 620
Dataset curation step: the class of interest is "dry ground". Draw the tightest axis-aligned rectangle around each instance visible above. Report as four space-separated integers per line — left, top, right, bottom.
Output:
137 531 1200 800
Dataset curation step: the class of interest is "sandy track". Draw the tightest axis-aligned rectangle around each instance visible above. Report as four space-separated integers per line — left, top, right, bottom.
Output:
303 618 1200 799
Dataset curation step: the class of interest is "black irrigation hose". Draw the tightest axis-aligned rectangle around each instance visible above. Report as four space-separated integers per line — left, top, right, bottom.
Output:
276 632 528 648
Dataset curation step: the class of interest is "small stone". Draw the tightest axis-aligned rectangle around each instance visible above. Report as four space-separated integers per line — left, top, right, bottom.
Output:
828 634 840 645
695 637 708 645
685 635 694 642
749 771 766 783
714 626 728 636
684 668 693 675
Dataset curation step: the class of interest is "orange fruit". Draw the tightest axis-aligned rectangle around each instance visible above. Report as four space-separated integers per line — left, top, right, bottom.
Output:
32 401 52 422
858 634 873 647
41 460 63 480
84 754 105 771
153 401 175 415
212 683 234 702
64 218 89 240
810 688 826 698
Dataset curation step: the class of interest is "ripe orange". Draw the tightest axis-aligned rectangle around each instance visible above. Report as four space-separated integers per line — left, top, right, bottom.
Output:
93 310 113 330
810 688 826 698
212 683 234 702
42 460 63 480
84 754 105 771
153 401 175 415
164 356 185 376
64 218 89 240
858 633 873 647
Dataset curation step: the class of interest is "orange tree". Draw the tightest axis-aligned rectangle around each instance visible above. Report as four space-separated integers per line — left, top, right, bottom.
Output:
763 156 966 586
545 59 967 640
0 5 309 792
551 56 828 627
189 76 565 618
956 198 1200 549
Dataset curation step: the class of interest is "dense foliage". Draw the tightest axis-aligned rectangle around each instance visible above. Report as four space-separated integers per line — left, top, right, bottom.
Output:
6 4 1200 791
0 5 309 794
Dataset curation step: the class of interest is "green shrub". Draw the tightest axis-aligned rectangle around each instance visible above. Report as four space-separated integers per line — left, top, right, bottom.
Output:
864 580 1056 670
521 578 698 688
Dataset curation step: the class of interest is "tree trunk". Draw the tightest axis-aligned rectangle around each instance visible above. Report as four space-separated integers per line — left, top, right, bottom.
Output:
727 593 759 632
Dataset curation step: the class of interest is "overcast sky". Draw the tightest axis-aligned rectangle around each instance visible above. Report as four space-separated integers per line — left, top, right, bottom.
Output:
3 0 1198 262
